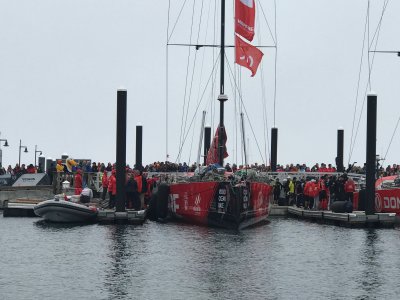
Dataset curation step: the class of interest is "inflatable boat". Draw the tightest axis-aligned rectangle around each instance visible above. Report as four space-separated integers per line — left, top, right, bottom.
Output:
34 199 98 223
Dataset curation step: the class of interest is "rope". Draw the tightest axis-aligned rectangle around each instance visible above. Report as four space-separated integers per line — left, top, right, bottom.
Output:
175 55 221 163
348 0 390 163
383 116 400 162
226 55 266 165
178 0 197 161
167 0 189 43
166 0 172 161
348 4 368 166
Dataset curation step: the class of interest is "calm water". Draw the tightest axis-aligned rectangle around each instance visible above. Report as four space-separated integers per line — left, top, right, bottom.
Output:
1 212 400 300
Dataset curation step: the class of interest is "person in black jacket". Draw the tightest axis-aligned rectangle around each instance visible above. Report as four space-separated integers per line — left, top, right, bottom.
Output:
126 173 139 209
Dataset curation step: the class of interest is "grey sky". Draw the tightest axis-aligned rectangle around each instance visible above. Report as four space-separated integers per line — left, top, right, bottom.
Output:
1 0 399 168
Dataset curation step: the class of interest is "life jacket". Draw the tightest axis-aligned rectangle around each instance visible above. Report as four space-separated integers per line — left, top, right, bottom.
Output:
303 181 312 197
135 175 143 193
75 173 83 189
108 175 116 195
102 173 109 187
344 179 355 193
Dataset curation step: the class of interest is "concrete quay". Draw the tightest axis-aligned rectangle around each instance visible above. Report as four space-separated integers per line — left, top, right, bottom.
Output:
0 186 53 209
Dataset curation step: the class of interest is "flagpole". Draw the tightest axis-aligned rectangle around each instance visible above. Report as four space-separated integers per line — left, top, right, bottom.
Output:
218 0 227 167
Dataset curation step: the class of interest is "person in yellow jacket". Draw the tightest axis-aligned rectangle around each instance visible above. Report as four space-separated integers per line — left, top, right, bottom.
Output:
288 176 295 205
56 160 64 172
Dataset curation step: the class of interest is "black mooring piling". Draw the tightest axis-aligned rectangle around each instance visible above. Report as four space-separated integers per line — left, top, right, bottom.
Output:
116 89 127 213
271 127 278 172
365 92 377 215
204 126 211 166
336 128 344 172
135 124 143 169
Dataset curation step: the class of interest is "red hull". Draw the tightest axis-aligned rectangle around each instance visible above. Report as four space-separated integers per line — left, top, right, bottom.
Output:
353 176 400 215
168 181 273 229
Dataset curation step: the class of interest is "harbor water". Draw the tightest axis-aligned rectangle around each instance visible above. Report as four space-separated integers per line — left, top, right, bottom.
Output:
1 213 400 300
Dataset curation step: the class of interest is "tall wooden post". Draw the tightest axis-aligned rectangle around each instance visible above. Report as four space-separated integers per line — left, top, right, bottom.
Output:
336 128 344 172
135 124 143 169
271 127 278 172
204 126 211 166
116 89 127 212
365 92 377 215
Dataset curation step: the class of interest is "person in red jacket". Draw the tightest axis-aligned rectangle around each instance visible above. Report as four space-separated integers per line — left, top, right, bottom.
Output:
318 176 329 210
344 176 356 203
74 169 83 195
108 169 117 208
303 179 313 209
101 170 109 201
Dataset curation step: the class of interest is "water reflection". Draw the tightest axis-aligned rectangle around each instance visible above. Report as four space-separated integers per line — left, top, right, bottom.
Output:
104 225 130 299
357 229 383 299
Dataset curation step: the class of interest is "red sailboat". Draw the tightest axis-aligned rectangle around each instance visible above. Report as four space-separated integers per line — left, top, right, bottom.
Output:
148 0 273 229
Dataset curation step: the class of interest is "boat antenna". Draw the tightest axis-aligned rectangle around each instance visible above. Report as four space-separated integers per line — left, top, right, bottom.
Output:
218 0 227 166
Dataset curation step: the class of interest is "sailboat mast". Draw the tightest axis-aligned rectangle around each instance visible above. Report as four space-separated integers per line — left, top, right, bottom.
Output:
218 0 227 166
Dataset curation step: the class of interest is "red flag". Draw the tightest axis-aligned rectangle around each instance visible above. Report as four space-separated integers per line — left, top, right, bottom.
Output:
206 126 228 165
235 0 255 42
235 34 263 77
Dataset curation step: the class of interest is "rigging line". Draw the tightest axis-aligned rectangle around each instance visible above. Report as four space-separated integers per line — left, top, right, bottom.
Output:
256 7 270 164
383 116 400 162
178 0 197 162
175 55 221 163
182 0 205 157
349 0 389 161
367 0 371 90
166 0 172 161
226 55 266 165
348 3 368 165
368 0 391 50
194 0 208 109
234 64 238 163
188 0 206 165
256 0 276 46
167 0 189 43
211 0 218 132
273 0 278 128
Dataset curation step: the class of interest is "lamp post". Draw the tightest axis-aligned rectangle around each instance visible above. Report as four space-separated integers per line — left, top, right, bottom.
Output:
0 134 9 168
35 145 42 168
18 139 28 167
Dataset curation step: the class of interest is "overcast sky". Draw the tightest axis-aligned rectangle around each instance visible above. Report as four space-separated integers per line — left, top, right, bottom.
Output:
1 0 399 169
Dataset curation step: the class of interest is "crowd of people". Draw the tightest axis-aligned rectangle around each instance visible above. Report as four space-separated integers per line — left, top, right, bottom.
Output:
2 159 400 178
273 173 356 210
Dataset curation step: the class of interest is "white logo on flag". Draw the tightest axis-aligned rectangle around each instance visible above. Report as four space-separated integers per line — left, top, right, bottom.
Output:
240 0 253 8
240 55 254 67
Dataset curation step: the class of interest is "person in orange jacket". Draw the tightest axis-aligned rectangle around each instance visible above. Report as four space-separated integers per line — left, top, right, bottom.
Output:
101 170 109 201
108 169 117 208
303 179 313 209
344 176 356 203
74 169 83 195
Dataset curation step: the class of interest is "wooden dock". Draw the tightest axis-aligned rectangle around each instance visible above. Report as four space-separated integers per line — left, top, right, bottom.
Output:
287 206 396 228
3 198 42 217
270 205 289 216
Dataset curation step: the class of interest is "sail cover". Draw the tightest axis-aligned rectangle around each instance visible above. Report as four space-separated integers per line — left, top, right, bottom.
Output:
235 0 255 42
206 126 228 165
